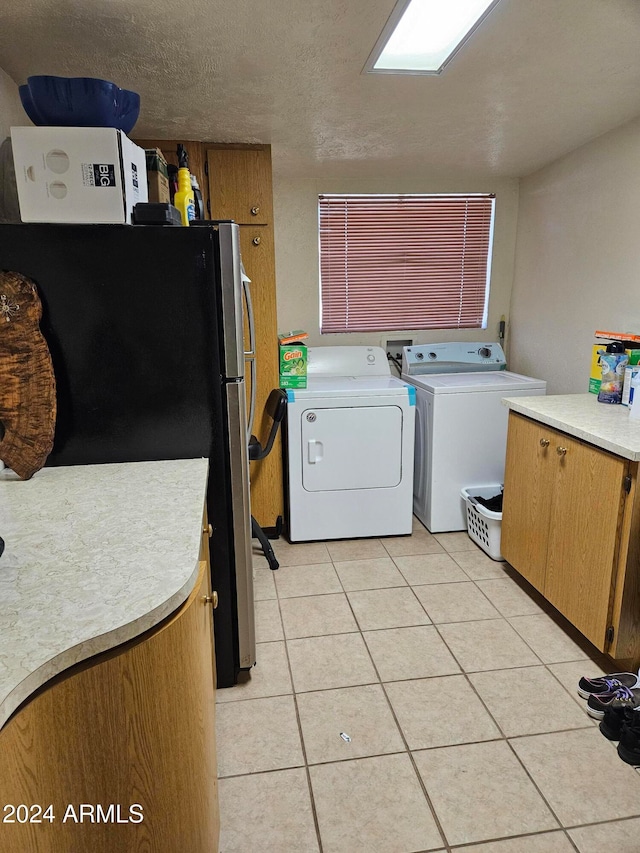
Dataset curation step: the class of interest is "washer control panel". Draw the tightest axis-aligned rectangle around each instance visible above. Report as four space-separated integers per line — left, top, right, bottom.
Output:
401 342 506 376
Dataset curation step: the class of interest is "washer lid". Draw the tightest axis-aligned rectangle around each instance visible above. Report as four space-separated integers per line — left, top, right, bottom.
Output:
291 375 412 398
403 370 547 394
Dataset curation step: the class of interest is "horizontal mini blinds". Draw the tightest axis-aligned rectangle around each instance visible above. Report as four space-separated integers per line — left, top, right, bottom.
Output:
319 193 495 333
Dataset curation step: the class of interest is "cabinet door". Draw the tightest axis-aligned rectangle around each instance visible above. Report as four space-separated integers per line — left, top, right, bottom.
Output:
545 435 627 650
501 412 555 592
206 147 273 224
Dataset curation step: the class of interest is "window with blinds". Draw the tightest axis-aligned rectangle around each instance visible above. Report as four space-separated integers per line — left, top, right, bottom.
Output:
319 193 495 334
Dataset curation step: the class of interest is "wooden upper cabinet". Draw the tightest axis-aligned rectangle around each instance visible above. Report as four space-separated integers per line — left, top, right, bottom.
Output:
206 147 274 225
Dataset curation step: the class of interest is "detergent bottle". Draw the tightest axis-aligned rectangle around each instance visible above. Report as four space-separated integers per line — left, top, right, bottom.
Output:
173 144 195 226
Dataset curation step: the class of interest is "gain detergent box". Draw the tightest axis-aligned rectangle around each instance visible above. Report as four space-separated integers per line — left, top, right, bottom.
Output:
278 331 308 389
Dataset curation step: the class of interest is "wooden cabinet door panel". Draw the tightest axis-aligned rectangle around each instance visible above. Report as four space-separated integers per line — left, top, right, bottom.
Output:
501 413 555 592
545 436 626 650
207 148 273 224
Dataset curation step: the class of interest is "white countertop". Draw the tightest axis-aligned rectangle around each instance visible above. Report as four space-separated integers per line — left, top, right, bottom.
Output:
503 393 640 461
0 458 208 730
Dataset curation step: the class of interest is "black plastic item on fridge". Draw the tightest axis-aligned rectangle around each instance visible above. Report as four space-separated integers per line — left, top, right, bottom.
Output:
133 202 183 226
167 164 178 203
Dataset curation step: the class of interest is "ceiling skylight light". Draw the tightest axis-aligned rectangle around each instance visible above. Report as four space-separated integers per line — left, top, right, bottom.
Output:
366 0 500 75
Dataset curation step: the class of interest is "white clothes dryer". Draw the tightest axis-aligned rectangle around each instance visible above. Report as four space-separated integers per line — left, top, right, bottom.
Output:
286 346 415 542
401 343 546 533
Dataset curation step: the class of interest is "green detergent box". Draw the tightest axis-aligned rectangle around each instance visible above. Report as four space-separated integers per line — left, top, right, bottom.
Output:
278 332 308 389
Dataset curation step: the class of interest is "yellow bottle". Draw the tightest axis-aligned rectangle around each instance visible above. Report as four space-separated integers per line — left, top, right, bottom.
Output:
174 166 195 226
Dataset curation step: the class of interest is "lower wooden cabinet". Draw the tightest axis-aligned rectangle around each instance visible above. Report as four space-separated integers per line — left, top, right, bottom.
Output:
502 411 640 660
0 560 219 853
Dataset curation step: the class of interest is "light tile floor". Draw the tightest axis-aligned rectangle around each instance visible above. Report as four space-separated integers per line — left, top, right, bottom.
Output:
216 519 640 853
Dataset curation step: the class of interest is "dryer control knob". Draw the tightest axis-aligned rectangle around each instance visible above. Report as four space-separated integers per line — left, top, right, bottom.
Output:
428 352 438 359
367 354 375 362
416 352 424 360
478 346 492 358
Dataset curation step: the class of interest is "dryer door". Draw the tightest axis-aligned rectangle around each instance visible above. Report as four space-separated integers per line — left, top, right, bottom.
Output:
301 405 402 491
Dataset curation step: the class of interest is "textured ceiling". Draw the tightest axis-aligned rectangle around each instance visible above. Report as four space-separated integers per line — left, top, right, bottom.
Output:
1 0 640 179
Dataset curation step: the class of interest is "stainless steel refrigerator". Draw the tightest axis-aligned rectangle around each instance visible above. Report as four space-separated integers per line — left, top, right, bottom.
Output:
0 220 256 687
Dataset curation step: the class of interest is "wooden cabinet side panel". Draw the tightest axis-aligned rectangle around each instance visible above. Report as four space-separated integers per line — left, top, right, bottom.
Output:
0 562 219 853
206 147 273 224
545 437 626 651
501 413 554 592
240 224 284 526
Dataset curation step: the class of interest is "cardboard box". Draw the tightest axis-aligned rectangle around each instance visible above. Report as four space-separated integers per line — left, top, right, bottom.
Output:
278 329 309 345
590 344 640 394
145 148 170 204
11 126 147 223
279 338 307 389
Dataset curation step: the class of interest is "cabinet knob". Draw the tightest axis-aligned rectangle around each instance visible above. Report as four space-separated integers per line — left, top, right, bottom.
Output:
252 236 261 246
203 591 219 609
204 523 213 538
250 206 260 216
539 438 550 447
556 446 567 456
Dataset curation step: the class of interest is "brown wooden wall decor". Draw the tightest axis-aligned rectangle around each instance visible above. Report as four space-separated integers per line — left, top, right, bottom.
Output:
0 271 56 479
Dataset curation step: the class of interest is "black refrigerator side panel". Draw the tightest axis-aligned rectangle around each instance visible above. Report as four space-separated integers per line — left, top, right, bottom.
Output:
0 223 242 685
0 224 215 464
207 386 241 688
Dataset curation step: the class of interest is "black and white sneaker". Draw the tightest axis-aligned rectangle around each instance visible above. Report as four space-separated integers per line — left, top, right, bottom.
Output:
587 686 640 720
577 671 639 700
599 707 639 740
618 712 640 765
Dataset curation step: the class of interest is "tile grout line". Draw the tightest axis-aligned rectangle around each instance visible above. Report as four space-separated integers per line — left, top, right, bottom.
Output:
336 562 454 853
425 612 578 842
253 535 636 850
291 544 454 852
273 562 326 853
420 562 619 839
413 567 582 839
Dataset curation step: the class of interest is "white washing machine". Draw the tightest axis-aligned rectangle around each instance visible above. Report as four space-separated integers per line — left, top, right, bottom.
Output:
286 346 415 542
401 342 546 533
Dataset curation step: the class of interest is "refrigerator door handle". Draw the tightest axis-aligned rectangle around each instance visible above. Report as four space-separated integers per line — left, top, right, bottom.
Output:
217 222 245 380
225 380 256 670
243 276 257 438
243 276 256 359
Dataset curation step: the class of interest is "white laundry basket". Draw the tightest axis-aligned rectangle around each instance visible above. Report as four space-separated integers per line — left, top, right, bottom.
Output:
460 486 504 561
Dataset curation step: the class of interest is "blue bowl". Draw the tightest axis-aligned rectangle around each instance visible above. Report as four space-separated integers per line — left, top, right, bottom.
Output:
22 76 140 132
117 89 141 135
19 85 46 125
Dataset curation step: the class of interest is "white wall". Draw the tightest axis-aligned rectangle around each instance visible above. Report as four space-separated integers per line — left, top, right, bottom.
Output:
272 173 520 352
509 115 640 394
0 66 26 139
